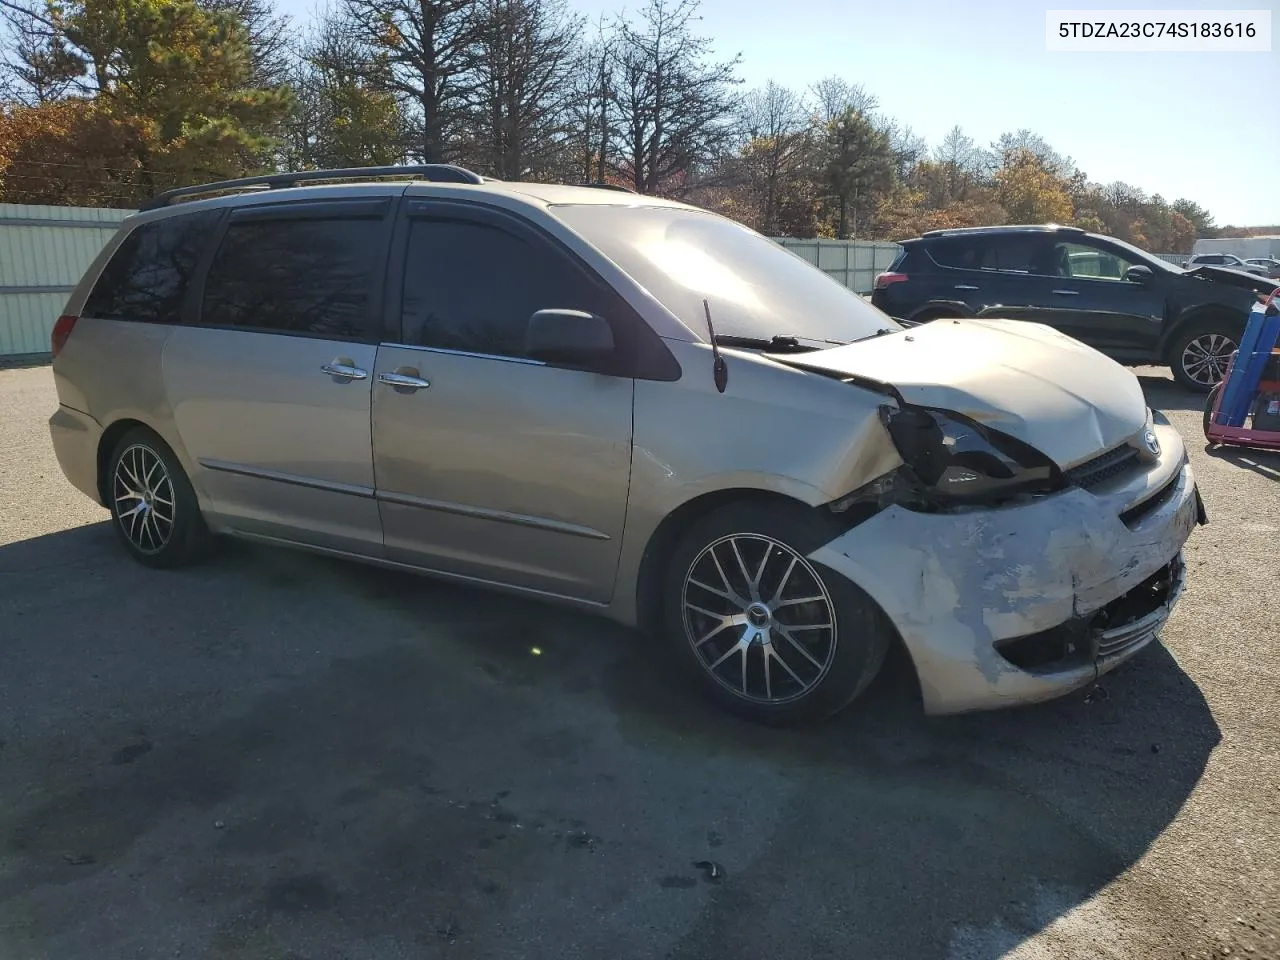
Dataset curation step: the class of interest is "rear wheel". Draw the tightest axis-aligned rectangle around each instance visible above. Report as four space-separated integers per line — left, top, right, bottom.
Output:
1170 320 1238 392
107 427 211 568
662 501 890 724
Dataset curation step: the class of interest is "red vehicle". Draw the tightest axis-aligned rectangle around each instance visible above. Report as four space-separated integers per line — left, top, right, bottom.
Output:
1204 288 1280 451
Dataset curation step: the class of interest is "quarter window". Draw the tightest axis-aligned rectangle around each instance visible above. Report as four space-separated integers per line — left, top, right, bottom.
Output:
200 216 381 339
401 217 605 358
84 210 220 322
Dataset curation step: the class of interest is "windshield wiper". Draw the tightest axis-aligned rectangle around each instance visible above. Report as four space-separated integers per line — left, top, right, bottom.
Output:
851 327 898 343
712 334 848 353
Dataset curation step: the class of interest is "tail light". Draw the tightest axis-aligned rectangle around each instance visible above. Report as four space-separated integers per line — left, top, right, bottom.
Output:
874 272 908 290
51 314 78 357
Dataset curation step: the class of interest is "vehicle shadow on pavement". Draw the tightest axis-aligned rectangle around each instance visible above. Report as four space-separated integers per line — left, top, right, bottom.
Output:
0 527 1221 960
1203 443 1280 481
1138 374 1203 414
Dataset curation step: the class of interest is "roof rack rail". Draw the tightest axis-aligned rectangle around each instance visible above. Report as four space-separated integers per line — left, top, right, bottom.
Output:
140 164 485 211
581 181 637 193
921 223 1085 238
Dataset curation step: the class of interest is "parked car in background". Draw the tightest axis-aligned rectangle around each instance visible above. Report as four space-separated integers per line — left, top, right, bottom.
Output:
1185 253 1270 276
872 224 1276 391
1243 257 1280 279
47 166 1205 722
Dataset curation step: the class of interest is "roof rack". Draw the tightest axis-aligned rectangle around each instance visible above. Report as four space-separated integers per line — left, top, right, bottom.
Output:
581 181 637 193
921 223 1084 238
140 164 485 211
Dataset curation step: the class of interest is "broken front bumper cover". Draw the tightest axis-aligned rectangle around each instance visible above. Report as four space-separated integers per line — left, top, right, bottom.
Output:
808 423 1201 714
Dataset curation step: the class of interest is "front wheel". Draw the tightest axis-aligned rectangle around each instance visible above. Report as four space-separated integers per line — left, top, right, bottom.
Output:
662 501 890 724
1170 321 1238 392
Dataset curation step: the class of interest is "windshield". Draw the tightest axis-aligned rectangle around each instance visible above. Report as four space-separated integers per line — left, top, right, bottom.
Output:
552 204 898 344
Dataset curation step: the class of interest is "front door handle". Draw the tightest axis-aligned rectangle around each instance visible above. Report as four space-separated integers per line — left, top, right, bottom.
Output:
954 284 979 291
378 370 431 391
1051 289 1080 296
321 360 368 380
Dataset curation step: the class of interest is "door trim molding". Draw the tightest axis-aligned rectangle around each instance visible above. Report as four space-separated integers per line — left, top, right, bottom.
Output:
377 488 611 541
199 458 375 498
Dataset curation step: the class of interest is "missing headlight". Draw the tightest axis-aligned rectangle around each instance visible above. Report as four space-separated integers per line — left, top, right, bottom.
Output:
877 404 1063 505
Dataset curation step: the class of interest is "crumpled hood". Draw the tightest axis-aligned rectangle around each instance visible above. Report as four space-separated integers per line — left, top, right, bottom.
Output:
774 317 1148 469
1184 265 1280 295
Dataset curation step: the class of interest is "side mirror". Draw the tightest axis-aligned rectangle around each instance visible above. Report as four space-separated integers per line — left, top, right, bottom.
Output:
525 309 614 366
1125 265 1154 285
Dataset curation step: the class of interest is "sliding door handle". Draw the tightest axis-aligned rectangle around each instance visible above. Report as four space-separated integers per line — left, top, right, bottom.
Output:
378 371 431 390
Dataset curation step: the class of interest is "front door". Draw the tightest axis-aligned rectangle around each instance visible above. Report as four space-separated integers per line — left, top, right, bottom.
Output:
163 199 394 554
1030 239 1166 360
372 203 635 603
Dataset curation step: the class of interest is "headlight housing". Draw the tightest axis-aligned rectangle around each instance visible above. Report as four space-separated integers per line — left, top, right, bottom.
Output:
878 405 1062 505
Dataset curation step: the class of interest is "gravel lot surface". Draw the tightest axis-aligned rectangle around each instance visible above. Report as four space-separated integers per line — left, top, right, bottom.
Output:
0 363 1276 960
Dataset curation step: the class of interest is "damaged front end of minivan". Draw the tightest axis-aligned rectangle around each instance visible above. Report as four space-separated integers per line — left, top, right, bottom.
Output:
804 393 1202 715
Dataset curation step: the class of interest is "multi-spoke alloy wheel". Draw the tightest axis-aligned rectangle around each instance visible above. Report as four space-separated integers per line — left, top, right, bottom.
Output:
106 427 210 568
1179 333 1235 388
681 534 838 704
112 443 176 554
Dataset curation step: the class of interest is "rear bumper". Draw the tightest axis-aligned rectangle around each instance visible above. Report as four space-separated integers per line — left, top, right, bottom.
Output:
49 404 103 506
808 428 1201 715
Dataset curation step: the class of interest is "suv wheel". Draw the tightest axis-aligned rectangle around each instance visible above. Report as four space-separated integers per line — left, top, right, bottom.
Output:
662 501 889 723
1170 320 1238 392
107 427 211 568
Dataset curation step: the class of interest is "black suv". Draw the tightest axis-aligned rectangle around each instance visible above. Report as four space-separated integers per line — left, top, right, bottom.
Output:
871 224 1276 391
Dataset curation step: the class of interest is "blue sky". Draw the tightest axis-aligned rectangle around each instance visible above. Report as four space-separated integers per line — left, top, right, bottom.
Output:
277 0 1279 226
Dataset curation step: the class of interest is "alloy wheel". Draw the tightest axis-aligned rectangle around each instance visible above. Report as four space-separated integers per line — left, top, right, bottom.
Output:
112 443 176 554
1180 334 1236 387
681 534 838 704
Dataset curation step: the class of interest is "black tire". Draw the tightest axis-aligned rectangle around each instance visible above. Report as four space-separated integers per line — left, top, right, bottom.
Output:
106 427 211 568
1169 319 1239 393
661 500 890 724
1203 382 1223 439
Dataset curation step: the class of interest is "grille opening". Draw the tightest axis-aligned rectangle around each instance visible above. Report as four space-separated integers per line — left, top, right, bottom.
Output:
1090 559 1179 633
1119 476 1179 528
1066 444 1141 490
995 622 1090 671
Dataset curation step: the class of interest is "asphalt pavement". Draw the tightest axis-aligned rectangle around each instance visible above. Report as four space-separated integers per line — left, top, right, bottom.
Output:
0 363 1276 960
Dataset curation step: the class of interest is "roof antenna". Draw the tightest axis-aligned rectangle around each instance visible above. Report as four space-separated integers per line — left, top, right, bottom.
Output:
703 299 728 393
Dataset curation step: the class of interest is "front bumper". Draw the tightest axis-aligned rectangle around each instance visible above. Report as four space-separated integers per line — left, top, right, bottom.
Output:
809 422 1202 714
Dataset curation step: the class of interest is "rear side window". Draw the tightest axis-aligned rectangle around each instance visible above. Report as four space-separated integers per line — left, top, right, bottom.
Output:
401 217 606 358
83 210 220 322
200 216 382 339
928 235 1051 274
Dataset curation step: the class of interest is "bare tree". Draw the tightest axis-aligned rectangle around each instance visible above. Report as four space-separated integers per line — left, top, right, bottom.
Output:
462 0 580 179
340 0 481 163
736 80 809 234
0 0 83 103
809 75 878 126
609 0 740 195
562 15 615 184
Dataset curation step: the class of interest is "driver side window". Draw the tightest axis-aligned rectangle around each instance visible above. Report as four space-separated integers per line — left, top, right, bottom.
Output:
401 217 606 359
1051 241 1137 282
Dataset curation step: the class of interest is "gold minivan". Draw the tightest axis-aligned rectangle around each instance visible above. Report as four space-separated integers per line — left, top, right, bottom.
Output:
48 165 1205 722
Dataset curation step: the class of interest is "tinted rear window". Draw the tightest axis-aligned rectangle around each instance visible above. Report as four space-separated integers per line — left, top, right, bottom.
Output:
200 216 382 339
928 235 1050 273
83 210 220 322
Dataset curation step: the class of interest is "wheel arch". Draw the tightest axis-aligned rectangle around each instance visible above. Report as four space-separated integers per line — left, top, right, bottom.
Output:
1159 304 1247 363
907 300 975 323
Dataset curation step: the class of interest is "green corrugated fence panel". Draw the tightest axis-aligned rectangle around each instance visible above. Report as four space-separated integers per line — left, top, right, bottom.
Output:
0 291 75 355
0 204 133 356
